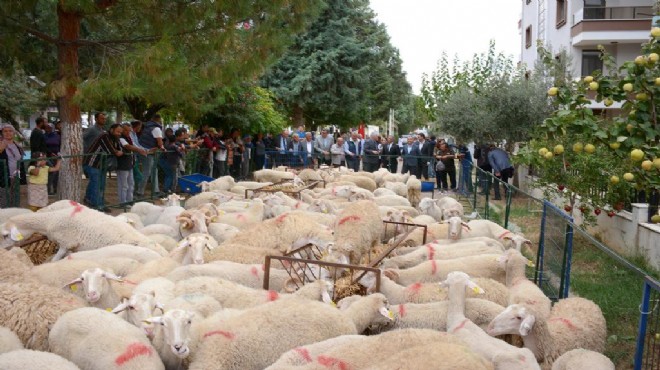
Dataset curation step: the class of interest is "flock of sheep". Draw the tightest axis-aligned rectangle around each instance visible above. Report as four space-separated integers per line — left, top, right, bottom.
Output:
0 165 614 369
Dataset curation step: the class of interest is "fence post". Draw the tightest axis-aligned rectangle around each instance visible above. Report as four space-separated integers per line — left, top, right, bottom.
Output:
635 281 652 370
560 221 574 299
504 185 513 229
484 173 490 220
535 201 548 288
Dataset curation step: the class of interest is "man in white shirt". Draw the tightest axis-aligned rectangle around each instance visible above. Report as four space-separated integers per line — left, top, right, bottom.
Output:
136 114 165 197
314 129 334 166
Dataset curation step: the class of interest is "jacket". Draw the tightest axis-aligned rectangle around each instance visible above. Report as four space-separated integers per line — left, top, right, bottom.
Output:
362 139 380 164
138 120 162 149
401 144 421 167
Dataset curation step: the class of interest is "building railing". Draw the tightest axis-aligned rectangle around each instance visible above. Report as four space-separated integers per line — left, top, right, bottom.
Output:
574 6 654 24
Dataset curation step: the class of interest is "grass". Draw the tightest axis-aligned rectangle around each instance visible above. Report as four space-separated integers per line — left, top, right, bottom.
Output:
498 196 656 370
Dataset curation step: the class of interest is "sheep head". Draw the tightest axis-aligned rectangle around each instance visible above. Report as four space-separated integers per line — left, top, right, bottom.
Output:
487 304 536 337
174 233 217 265
112 292 164 337
503 233 533 252
145 309 195 359
440 271 484 295
497 249 535 270
176 211 194 229
162 193 184 207
64 267 123 304
445 216 468 240
0 222 25 244
418 198 436 213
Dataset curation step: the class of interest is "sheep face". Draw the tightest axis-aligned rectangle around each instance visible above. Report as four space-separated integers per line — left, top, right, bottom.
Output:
65 268 123 303
333 186 353 199
504 234 533 252
418 198 435 213
487 304 536 337
162 193 184 207
498 249 535 270
0 222 25 246
177 234 216 264
440 271 484 294
177 210 209 233
446 216 465 240
384 210 410 234
146 309 195 359
112 292 164 337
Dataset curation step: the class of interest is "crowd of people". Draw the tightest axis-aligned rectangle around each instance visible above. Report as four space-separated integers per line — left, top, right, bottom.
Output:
0 117 514 210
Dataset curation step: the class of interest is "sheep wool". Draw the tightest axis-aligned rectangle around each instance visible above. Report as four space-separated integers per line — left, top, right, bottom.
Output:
166 261 290 291
49 307 164 370
384 253 506 285
406 176 422 208
332 200 383 264
338 175 378 192
0 350 81 370
0 282 85 351
0 326 22 354
551 349 614 370
366 342 495 370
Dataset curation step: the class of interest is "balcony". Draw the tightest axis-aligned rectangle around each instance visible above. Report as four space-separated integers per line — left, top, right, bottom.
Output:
571 6 654 47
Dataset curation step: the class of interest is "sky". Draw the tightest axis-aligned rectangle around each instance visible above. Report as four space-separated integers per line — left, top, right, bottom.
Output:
369 0 522 94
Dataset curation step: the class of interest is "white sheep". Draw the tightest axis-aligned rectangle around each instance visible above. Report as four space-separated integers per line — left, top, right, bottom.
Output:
0 208 31 224
197 175 235 192
68 245 163 264
410 214 437 225
188 295 393 370
374 195 411 207
1 203 167 259
373 187 397 197
49 307 165 370
129 201 165 225
388 217 470 247
207 222 239 244
364 341 495 370
0 326 23 354
339 174 378 191
418 196 464 220
253 169 295 183
383 181 408 197
147 234 178 252
111 291 164 337
362 272 508 306
111 257 180 299
382 241 505 269
487 297 607 367
115 212 145 229
139 223 180 239
464 219 533 251
0 248 32 283
443 272 540 370
297 168 323 182
499 249 551 319
166 261 290 291
206 198 264 229
306 198 340 214
326 200 383 265
184 191 231 210
384 253 505 285
551 349 614 370
406 175 422 208
64 267 124 310
0 281 86 351
160 193 184 207
0 350 81 370
169 233 218 265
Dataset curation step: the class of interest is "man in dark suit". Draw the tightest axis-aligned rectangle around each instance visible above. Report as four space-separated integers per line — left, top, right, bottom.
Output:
382 135 400 173
417 133 434 180
287 133 307 168
362 132 380 173
400 136 421 178
273 129 291 167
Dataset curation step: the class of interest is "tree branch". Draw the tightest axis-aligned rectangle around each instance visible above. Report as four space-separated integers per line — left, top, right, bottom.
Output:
5 16 58 44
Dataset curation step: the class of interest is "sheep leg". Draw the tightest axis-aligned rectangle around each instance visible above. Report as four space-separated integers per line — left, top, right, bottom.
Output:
51 246 69 261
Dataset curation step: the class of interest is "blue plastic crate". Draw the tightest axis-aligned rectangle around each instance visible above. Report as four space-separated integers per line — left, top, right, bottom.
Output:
178 174 215 194
421 181 435 192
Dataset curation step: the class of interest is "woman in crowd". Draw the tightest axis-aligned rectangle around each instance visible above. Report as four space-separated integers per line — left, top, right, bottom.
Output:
44 123 61 195
434 141 457 192
0 125 26 207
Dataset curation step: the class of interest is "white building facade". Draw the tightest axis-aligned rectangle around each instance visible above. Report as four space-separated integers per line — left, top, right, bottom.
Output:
520 0 654 78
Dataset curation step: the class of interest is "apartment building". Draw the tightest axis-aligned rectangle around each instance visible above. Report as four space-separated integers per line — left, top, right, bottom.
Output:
520 0 654 78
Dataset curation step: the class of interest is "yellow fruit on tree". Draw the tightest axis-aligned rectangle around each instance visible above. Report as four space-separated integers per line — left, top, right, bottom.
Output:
604 98 614 107
636 93 648 101
573 142 583 153
654 158 660 169
583 76 594 83
589 82 599 91
650 53 660 63
610 176 620 184
548 87 558 96
652 215 660 224
655 77 660 86
554 144 565 155
642 160 654 171
635 56 647 65
609 142 620 150
631 149 645 162
626 124 635 133
623 83 634 92
623 173 635 182
584 144 596 154
544 152 554 160
539 148 548 156
652 27 660 38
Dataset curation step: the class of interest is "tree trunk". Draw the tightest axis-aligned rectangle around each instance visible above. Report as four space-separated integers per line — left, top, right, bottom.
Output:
292 104 305 127
56 4 83 202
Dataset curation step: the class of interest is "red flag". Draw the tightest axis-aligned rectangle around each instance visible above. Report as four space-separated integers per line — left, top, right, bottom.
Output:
358 123 365 138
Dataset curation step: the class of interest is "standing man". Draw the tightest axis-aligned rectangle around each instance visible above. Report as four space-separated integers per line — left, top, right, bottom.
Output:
30 117 48 156
474 143 492 195
274 129 290 167
136 113 164 197
314 128 334 166
487 145 514 200
287 133 305 168
362 132 380 173
400 136 421 178
302 132 316 168
417 133 434 180
330 137 346 167
382 135 400 173
83 123 123 212
83 112 106 154
343 131 362 172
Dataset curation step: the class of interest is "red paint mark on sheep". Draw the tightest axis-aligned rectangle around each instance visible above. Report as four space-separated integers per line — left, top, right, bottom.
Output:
275 214 288 223
250 266 259 278
203 330 235 340
451 319 469 333
67 255 73 260
69 200 84 217
426 244 435 260
235 214 247 221
397 304 406 318
498 230 512 239
295 202 302 209
267 290 279 301
294 347 313 363
123 279 137 286
406 283 422 297
114 342 153 366
338 215 360 226
317 355 349 370
549 317 578 330
430 260 438 275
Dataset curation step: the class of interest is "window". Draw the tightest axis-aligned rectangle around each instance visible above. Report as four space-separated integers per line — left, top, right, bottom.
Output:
556 0 567 28
582 50 603 76
525 26 532 49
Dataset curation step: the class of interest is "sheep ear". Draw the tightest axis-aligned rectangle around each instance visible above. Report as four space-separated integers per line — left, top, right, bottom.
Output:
205 241 215 251
519 314 536 336
461 222 471 230
386 210 393 217
383 269 399 282
111 300 129 314
523 239 533 247
467 280 484 295
155 302 165 314
379 306 395 321
502 235 513 241
321 289 335 306
143 316 163 325
102 271 124 282
63 277 83 288
9 226 23 242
